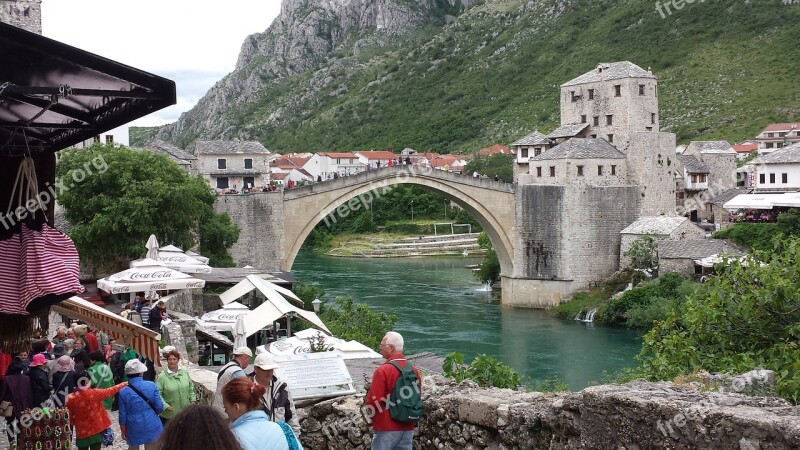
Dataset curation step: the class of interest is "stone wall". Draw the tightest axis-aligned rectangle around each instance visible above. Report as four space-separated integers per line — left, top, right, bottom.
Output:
299 375 800 450
161 320 199 363
162 289 203 317
0 0 42 34
213 192 285 268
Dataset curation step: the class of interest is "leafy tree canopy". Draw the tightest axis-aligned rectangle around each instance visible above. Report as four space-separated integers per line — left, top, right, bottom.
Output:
318 297 397 350
636 236 800 403
56 144 239 272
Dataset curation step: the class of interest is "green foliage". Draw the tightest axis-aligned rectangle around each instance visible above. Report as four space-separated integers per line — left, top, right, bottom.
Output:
199 212 239 267
598 273 701 330
443 352 521 389
128 127 161 147
56 144 239 273
474 232 500 284
549 270 631 320
163 0 800 155
636 237 800 403
529 377 569 393
713 210 800 252
319 297 397 350
292 281 326 311
464 154 514 182
624 233 662 285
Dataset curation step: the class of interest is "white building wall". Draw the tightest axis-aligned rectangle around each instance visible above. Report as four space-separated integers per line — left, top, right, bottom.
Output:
754 163 800 191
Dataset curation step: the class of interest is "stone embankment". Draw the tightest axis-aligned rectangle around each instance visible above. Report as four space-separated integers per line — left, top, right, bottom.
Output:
329 233 485 257
298 374 800 450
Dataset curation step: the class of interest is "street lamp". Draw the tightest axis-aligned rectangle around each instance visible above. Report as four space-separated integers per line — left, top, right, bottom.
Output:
312 298 323 313
410 200 414 222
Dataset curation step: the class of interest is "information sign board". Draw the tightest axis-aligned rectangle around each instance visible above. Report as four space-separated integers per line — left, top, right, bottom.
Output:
273 352 356 400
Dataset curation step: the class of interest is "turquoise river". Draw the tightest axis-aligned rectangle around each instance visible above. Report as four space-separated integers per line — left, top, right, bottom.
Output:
292 252 642 390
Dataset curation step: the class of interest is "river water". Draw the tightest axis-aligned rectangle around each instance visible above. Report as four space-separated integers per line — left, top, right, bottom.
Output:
292 252 642 390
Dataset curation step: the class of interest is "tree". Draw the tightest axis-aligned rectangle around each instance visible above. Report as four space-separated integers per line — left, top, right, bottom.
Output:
474 232 500 284
319 297 397 350
636 236 800 403
57 144 239 273
624 233 662 285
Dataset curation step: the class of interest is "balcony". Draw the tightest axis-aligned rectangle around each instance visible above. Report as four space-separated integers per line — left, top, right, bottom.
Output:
684 181 708 191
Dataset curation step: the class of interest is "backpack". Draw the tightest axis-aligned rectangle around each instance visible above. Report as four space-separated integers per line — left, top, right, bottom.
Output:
110 352 125 384
386 361 423 423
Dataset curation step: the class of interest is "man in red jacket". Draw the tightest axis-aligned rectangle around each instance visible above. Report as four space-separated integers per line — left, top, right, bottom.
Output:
365 331 421 450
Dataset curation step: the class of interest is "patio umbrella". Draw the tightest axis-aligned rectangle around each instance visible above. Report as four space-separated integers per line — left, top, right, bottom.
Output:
157 245 213 273
196 301 250 332
144 235 160 300
233 316 248 349
185 250 210 265
97 259 206 294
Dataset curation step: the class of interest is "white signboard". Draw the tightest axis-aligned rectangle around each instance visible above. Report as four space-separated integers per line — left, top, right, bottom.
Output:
273 352 356 400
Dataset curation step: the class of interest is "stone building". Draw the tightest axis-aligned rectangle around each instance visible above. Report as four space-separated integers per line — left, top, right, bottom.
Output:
619 216 706 268
511 130 550 182
657 239 746 278
191 140 271 191
0 0 41 34
135 139 197 175
675 141 737 222
528 139 627 187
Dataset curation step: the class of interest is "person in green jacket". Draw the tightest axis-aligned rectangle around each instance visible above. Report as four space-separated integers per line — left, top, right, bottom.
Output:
155 349 195 424
87 350 115 409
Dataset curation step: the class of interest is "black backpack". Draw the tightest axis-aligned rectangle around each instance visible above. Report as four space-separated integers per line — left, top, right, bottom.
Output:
386 361 423 423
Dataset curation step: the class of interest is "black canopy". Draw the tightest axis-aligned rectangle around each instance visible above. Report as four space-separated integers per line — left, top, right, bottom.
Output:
0 21 176 155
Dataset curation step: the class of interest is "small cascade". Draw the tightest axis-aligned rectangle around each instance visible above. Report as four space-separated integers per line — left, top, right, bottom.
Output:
574 307 599 323
476 282 492 292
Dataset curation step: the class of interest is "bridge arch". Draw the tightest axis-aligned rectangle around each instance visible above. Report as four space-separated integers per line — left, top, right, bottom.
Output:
282 166 516 276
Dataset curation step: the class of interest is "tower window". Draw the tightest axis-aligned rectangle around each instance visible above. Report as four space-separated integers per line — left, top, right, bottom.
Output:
606 115 613 126
614 85 621 97
588 89 595 100
651 113 656 124
581 115 587 123
611 165 617 175
639 84 645 95
593 116 599 126
536 167 542 177
218 159 227 170
607 134 614 143
549 166 556 177
577 165 584 176
597 165 604 176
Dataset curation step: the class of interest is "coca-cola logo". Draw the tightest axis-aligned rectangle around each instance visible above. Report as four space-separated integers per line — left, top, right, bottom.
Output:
160 256 188 262
113 286 130 293
130 271 173 280
292 344 334 354
186 281 205 288
149 283 168 290
218 313 248 321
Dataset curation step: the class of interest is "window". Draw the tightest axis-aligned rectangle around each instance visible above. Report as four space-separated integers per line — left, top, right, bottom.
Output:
521 148 529 158
777 143 784 148
699 174 707 183
691 174 698 183
759 174 765 184
607 134 614 143
588 89 595 100
590 134 597 138
217 159 227 169
639 84 645 95
614 85 621 97
536 167 542 177
105 135 114 144
766 143 774 149
336 158 341 164
651 113 656 124
534 148 543 157
779 132 787 137
216 177 229 189
549 166 556 177
581 115 587 123
577 165 584 176
93 136 101 144
611 165 617 175
783 173 788 183
770 173 776 184
606 115 613 126
597 165 604 176
767 133 774 138
243 177 255 189
593 116 599 126
244 158 253 169
646 127 653 132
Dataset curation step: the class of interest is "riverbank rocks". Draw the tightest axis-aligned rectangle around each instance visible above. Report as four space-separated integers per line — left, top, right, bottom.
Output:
297 375 800 450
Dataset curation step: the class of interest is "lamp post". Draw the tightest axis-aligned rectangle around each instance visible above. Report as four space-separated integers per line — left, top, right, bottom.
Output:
410 200 414 222
312 298 323 313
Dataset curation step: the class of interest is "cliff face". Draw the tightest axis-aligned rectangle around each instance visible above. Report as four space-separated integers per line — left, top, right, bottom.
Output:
156 0 459 146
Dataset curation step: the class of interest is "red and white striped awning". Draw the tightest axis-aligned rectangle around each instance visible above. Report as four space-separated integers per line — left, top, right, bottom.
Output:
51 296 161 365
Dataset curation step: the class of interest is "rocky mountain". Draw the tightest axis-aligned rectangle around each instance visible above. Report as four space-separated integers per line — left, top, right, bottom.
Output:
152 0 800 153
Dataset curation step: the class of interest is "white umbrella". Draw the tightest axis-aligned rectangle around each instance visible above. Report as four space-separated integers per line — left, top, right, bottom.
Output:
233 316 248 349
185 250 210 265
157 245 213 273
97 259 206 294
144 235 160 300
196 302 250 332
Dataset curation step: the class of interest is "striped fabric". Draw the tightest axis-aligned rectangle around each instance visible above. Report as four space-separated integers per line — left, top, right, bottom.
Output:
0 234 23 314
19 222 84 312
51 297 161 365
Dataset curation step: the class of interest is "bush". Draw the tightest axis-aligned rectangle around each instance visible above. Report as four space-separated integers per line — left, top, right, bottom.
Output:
443 352 521 389
318 297 397 350
598 273 699 329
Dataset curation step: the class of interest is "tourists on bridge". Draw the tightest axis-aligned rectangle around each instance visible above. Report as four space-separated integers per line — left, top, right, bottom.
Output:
213 347 252 410
249 353 300 437
365 331 422 450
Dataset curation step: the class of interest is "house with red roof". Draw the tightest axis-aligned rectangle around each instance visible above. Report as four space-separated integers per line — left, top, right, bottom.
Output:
755 123 800 154
355 150 397 168
429 154 467 173
476 144 514 157
303 152 364 180
732 142 758 160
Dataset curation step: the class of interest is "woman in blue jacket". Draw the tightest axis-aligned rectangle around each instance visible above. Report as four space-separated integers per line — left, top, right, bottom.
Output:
118 359 165 449
222 377 302 450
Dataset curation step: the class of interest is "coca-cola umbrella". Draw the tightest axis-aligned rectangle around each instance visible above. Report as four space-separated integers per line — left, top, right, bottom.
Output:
156 245 212 273
196 301 250 332
144 235 161 301
185 250 210 265
97 259 206 294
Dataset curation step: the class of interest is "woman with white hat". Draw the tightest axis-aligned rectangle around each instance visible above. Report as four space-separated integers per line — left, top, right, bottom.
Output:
117 359 166 450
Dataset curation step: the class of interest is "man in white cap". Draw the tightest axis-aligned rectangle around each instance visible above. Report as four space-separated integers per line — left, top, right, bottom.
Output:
250 353 300 436
213 347 252 410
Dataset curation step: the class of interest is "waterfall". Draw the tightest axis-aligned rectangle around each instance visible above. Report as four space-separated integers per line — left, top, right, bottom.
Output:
574 307 599 323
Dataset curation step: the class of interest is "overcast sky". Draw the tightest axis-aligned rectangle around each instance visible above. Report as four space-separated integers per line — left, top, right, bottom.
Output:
41 1 282 145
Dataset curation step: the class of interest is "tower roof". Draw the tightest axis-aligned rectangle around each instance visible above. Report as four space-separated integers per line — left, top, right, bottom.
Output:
511 131 550 146
561 61 655 88
531 138 625 161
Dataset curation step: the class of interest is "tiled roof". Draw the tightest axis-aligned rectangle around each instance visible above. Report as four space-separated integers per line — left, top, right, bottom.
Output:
620 216 689 235
546 123 589 139
146 139 197 161
356 151 397 160
677 155 710 174
658 239 746 259
531 138 625 161
271 172 289 180
750 143 800 164
477 144 513 156
319 152 358 159
561 61 655 87
194 140 270 155
511 131 550 146
685 140 735 155
732 143 758 154
760 123 800 133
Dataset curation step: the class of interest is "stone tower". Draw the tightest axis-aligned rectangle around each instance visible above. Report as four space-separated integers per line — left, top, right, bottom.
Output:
0 0 42 34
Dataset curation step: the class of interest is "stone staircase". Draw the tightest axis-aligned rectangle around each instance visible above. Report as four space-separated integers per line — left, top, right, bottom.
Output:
334 233 484 257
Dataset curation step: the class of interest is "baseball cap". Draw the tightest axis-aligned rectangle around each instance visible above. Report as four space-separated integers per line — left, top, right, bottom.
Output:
125 359 147 375
253 353 278 370
30 353 48 367
232 347 253 357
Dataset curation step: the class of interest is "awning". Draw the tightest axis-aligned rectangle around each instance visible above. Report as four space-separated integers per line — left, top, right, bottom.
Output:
51 297 160 365
771 192 800 207
219 275 330 338
723 194 779 210
0 22 176 155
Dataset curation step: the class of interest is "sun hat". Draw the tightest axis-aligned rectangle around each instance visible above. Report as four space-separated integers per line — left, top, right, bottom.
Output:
55 355 75 373
30 353 48 367
125 359 147 375
232 347 253 357
52 344 67 357
253 353 278 370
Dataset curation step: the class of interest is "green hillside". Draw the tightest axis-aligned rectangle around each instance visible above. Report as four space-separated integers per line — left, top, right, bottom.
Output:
158 0 800 153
